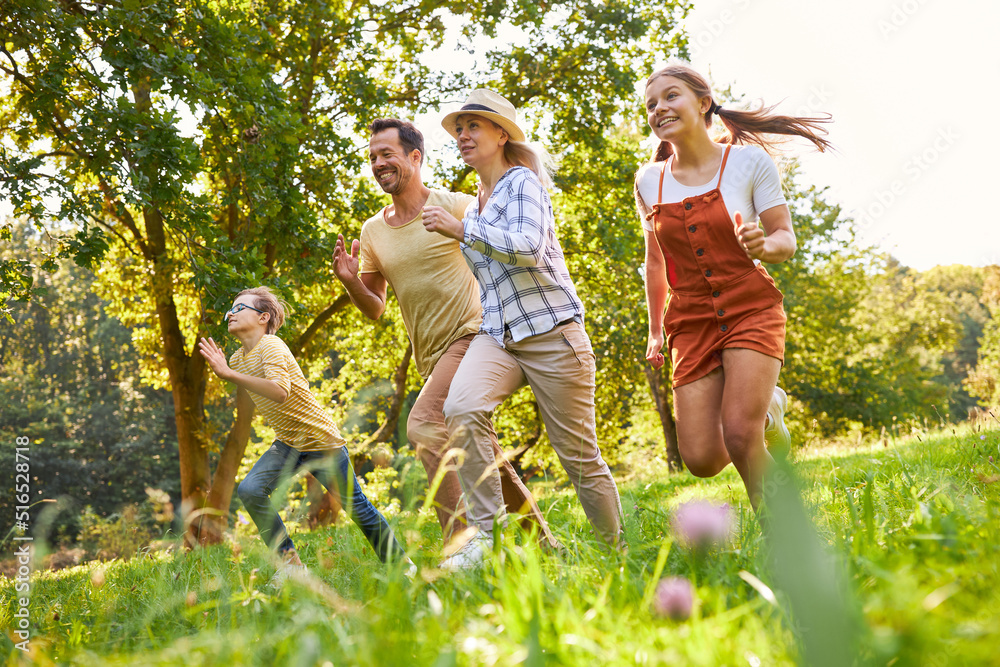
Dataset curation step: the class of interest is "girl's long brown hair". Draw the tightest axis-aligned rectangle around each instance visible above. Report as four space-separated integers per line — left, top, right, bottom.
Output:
646 64 833 162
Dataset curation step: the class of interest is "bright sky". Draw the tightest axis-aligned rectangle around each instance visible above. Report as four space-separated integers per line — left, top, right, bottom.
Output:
423 0 998 271
681 0 999 270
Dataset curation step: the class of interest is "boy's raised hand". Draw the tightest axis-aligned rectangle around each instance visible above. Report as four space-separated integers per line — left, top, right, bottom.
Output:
199 337 232 380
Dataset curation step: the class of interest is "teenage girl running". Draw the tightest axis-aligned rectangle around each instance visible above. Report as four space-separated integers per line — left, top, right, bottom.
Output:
636 64 831 508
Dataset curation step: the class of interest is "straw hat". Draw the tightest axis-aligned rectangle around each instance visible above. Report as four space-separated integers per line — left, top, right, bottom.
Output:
441 89 526 143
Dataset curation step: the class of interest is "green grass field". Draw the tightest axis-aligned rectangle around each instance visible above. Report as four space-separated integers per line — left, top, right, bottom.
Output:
3 423 999 666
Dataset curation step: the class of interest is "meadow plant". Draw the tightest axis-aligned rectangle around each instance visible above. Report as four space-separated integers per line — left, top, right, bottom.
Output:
671 500 734 550
652 576 695 620
78 504 159 561
2 424 998 664
356 464 402 518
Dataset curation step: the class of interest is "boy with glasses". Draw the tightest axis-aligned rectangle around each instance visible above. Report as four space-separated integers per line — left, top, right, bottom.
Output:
200 286 413 583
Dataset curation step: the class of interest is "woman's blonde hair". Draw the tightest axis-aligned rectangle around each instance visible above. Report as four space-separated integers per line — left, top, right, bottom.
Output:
477 117 557 189
503 140 556 189
237 286 290 335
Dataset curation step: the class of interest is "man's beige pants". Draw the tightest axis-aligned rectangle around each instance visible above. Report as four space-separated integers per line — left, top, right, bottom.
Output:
443 322 622 545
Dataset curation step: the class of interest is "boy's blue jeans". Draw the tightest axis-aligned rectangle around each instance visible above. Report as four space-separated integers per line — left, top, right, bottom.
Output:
237 440 404 563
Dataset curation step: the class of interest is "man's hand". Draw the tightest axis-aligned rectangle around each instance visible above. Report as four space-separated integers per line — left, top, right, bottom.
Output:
199 337 232 380
333 233 361 283
331 232 388 319
422 205 465 241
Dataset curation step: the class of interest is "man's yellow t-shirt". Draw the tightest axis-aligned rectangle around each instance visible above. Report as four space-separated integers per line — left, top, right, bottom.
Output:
229 335 345 452
359 189 481 378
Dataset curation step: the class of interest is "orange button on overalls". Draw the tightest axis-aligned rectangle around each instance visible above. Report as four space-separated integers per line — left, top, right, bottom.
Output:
647 145 786 387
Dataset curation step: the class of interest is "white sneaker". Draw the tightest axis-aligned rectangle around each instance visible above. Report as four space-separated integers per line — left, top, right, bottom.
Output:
438 531 493 571
404 558 418 580
764 386 791 455
268 562 308 589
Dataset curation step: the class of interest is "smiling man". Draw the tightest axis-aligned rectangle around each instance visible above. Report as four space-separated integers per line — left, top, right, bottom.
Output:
333 118 556 548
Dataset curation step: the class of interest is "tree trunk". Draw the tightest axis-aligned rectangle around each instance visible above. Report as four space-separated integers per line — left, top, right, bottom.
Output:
195 388 255 544
170 365 211 548
151 265 213 547
362 345 413 448
133 78 213 547
644 365 683 471
506 398 542 473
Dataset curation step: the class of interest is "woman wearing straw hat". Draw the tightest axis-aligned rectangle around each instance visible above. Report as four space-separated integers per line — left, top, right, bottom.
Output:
422 89 623 569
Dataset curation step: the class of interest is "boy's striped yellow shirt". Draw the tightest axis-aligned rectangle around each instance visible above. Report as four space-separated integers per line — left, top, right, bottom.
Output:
229 335 345 452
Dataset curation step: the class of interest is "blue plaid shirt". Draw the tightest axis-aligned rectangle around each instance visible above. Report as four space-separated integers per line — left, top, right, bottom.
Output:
460 167 584 344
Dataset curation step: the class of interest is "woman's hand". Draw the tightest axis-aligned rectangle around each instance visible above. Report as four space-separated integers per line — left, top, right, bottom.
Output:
646 332 665 370
735 211 767 261
422 206 465 241
734 207 796 263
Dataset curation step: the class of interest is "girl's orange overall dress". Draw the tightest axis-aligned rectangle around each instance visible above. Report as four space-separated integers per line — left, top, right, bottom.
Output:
647 145 786 387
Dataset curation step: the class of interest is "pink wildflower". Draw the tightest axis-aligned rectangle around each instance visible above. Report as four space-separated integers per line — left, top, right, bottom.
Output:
653 576 695 620
671 500 734 549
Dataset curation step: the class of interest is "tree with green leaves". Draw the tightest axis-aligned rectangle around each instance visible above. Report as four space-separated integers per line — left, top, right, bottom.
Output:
1 0 688 542
920 264 993 418
0 219 180 540
965 266 1000 410
770 178 961 436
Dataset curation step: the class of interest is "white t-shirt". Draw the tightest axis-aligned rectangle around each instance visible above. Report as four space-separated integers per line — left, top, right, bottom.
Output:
636 144 786 232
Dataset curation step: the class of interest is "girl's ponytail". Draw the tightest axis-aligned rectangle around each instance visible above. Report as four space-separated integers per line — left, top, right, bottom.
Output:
713 102 831 153
646 64 832 161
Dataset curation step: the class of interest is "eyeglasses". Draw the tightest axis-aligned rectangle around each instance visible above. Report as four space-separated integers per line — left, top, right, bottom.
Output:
224 303 266 322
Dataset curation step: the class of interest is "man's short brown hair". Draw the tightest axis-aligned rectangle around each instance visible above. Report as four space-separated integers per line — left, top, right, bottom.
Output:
368 118 424 164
